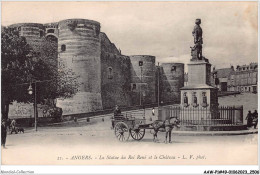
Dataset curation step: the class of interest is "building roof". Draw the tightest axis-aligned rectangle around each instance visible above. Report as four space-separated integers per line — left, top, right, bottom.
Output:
236 63 258 71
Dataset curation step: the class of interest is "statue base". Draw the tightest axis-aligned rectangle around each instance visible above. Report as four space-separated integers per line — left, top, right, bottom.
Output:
180 57 219 119
190 57 209 63
187 59 211 86
180 84 219 119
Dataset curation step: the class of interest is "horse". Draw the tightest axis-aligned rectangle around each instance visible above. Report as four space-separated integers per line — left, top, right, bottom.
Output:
150 117 180 143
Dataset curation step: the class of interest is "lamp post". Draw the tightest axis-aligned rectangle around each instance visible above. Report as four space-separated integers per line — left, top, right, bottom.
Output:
28 81 37 131
157 62 160 109
142 91 146 119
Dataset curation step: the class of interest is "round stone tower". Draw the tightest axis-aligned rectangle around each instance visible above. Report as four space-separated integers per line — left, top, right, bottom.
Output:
8 23 45 49
57 19 103 114
160 63 184 104
130 55 156 105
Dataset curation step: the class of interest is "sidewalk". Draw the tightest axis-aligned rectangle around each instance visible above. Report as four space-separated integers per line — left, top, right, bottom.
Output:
172 128 258 136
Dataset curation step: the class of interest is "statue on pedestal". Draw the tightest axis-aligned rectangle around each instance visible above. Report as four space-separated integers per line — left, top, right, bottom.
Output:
191 19 203 60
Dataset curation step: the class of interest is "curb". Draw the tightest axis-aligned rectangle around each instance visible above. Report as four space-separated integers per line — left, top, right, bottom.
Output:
172 129 258 136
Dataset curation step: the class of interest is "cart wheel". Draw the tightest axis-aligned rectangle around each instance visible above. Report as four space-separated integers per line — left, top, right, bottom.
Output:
130 129 145 141
114 122 130 142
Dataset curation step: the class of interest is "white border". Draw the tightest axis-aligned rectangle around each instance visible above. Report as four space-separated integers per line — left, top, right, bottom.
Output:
0 0 259 174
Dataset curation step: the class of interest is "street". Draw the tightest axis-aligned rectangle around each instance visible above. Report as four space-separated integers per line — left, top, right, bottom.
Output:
2 109 258 165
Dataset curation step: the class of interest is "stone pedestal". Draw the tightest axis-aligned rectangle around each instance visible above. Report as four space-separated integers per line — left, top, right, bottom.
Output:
180 59 218 119
187 59 211 86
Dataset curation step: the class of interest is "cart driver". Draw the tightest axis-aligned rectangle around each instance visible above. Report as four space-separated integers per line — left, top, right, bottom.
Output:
114 105 122 117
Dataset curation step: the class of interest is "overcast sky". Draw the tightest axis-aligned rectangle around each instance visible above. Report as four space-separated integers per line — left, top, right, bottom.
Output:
2 1 258 71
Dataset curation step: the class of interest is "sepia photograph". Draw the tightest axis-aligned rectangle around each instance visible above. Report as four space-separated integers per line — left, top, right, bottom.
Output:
1 1 259 174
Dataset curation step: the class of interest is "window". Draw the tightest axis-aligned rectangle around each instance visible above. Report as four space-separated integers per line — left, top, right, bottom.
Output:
202 92 207 106
61 45 66 51
39 31 44 37
183 92 188 106
107 67 113 79
192 92 198 107
132 84 136 90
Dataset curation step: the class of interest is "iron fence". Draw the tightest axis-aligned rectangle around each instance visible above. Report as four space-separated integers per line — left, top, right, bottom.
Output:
159 105 243 126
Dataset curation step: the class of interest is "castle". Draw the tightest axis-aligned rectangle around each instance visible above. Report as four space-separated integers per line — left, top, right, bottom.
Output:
8 18 184 116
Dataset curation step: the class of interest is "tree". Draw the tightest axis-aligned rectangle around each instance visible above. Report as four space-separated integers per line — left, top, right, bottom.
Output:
1 27 31 120
1 27 80 120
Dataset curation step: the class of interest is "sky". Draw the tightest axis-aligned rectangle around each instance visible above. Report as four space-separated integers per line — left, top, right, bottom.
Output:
2 1 258 71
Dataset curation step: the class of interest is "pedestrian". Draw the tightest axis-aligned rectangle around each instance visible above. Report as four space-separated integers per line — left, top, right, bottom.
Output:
152 107 155 116
245 111 253 128
1 119 7 148
6 118 11 130
164 119 173 144
252 110 258 129
10 119 17 134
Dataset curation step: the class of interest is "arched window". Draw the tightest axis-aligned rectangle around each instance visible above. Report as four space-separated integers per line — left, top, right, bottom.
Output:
202 92 207 107
192 92 198 107
183 92 188 107
107 67 113 79
46 35 58 42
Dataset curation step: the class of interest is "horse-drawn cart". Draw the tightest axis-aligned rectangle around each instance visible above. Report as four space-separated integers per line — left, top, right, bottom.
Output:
111 109 180 142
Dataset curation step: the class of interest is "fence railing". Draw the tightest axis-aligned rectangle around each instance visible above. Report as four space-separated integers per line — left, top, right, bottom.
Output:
159 105 243 126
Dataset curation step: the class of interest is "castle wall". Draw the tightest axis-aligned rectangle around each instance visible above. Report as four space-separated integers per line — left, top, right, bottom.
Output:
43 23 59 41
7 19 186 116
129 55 156 106
56 19 103 115
100 33 132 109
160 63 184 104
100 32 121 55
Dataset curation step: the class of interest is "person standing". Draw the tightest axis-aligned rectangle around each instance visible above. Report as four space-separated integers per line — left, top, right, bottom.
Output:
152 107 155 116
253 110 258 129
164 119 173 144
1 119 7 148
246 111 253 128
10 119 17 134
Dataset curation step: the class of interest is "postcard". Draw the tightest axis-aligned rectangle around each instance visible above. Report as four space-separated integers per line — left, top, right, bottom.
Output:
1 1 258 171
